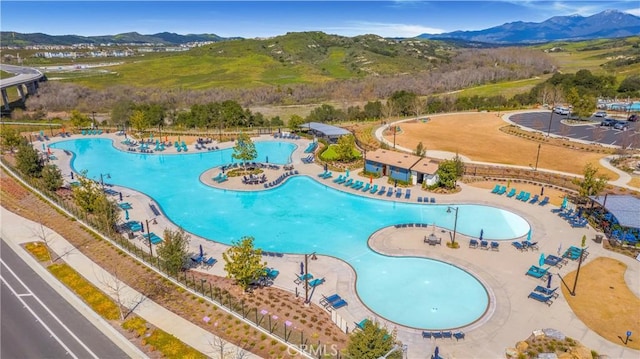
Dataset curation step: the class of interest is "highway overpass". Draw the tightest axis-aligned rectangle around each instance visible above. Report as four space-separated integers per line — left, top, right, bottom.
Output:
0 64 45 111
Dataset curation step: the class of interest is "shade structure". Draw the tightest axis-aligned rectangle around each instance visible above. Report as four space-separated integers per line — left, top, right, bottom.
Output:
539 253 545 267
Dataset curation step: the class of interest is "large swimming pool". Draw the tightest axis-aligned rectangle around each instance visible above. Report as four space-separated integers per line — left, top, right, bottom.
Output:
51 138 530 329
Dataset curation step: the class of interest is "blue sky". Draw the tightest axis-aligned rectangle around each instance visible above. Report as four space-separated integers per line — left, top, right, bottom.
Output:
2 1 638 38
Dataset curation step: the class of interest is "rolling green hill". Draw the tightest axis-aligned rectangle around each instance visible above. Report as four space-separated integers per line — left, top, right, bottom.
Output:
40 32 453 89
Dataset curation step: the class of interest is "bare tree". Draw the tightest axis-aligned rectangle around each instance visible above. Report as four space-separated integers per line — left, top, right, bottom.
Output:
31 222 56 262
96 263 146 320
208 332 249 359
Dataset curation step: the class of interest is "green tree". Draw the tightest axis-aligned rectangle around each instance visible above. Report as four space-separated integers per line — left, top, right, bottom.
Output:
69 110 91 130
288 114 305 132
222 236 266 291
435 159 459 190
415 142 425 158
453 152 465 178
1 126 25 152
129 109 149 133
573 163 608 198
231 132 257 167
93 194 120 235
16 143 43 177
72 171 104 213
335 134 358 162
41 164 63 191
346 320 400 359
157 228 191 274
388 90 417 116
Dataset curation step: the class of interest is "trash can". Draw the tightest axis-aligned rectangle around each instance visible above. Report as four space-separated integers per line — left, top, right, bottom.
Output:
128 231 135 240
594 234 603 243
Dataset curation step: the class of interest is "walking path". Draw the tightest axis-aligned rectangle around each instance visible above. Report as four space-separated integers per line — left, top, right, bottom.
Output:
18 131 640 358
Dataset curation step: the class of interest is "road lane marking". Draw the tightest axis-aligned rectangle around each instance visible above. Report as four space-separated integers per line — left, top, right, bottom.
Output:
1 259 99 359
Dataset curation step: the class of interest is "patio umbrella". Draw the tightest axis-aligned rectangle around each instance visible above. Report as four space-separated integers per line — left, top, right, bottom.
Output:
434 346 440 359
527 230 532 242
266 156 269 163
119 192 123 201
42 143 45 151
369 176 373 184
125 209 129 221
140 221 144 233
346 169 350 177
199 244 204 258
324 163 328 172
561 196 568 209
557 243 563 256
539 253 545 267
547 273 553 288
300 262 304 275
479 229 484 240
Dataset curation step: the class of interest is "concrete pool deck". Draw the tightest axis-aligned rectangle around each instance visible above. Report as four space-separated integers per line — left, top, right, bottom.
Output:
38 132 640 358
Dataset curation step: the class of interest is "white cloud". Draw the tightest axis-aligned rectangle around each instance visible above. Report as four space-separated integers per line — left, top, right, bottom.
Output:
624 7 640 16
330 21 445 37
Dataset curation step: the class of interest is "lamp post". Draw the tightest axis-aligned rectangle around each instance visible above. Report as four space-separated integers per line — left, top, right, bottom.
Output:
304 251 316 304
534 143 541 171
141 217 157 256
48 118 53 136
446 206 459 246
393 125 397 149
92 111 97 129
546 106 554 137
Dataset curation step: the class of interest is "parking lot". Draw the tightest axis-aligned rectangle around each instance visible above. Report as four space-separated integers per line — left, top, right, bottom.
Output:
510 111 639 149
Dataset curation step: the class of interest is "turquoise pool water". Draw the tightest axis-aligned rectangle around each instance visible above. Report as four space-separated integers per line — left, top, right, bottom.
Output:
51 138 530 329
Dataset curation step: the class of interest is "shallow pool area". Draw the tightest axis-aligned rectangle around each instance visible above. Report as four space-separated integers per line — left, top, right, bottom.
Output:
51 138 530 329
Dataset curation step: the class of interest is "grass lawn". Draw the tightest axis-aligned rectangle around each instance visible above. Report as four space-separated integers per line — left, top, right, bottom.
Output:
388 111 619 180
561 257 640 350
320 144 361 161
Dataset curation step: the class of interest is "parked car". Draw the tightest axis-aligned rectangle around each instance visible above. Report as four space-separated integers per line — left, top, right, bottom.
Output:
594 111 607 117
613 121 629 131
628 114 638 122
555 107 570 115
600 118 617 127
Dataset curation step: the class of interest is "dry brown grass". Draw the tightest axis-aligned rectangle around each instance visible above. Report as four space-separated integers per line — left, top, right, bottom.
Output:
628 176 640 189
561 257 640 350
387 112 618 180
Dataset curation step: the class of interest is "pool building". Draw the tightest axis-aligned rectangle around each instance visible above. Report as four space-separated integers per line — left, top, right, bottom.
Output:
365 149 439 186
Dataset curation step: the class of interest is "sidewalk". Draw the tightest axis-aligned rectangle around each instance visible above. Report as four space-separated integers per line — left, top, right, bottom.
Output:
1 206 261 359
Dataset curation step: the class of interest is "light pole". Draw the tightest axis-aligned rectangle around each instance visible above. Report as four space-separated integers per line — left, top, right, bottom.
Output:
141 217 157 256
534 143 541 171
304 251 316 304
48 118 53 136
446 206 459 246
91 111 97 129
546 106 554 137
393 125 397 149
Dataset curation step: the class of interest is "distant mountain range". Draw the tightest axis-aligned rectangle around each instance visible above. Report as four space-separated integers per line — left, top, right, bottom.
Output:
418 10 640 44
2 9 639 47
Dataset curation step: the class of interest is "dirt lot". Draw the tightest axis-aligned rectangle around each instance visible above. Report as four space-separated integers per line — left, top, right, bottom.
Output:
385 112 621 180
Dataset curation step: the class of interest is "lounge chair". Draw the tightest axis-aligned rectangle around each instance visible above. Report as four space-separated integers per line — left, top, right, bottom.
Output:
479 240 489 250
362 183 371 192
469 239 479 248
378 186 386 195
191 255 204 264
294 273 313 284
204 257 217 266
490 241 500 251
430 197 436 203
529 194 539 204
512 241 526 251
387 188 393 197
497 186 507 195
320 294 341 306
534 286 559 298
265 268 279 279
333 175 344 183
309 278 325 287
369 184 378 194
422 331 432 339
523 241 539 251
432 332 443 339
354 319 370 331
538 196 550 206
418 197 423 203
332 298 348 308
453 331 465 340
515 190 526 200
491 184 501 193
525 265 548 279
521 192 531 202
506 188 517 197
395 188 402 198
528 291 554 306
405 189 411 199
442 331 452 339
343 178 353 187
543 254 565 268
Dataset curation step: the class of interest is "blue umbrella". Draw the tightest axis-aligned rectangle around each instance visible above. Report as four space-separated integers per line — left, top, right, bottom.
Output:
300 262 304 275
561 196 568 209
199 244 204 258
539 253 545 267
547 273 553 288
125 209 129 221
434 346 440 359
479 229 484 241
557 243 563 256
527 230 532 242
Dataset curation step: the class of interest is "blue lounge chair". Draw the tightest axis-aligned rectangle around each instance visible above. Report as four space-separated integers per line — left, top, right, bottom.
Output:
430 197 436 203
191 255 204 264
355 319 370 331
362 183 371 192
491 184 501 193
331 299 347 309
387 188 393 197
512 241 526 251
528 291 554 306
442 331 452 339
521 192 531 202
418 197 423 203
544 254 565 268
265 268 279 279
343 178 353 187
529 194 539 204
515 191 526 200
469 239 479 248
480 240 489 250
320 294 341 306
490 241 500 251
395 188 402 198
506 188 517 198
432 332 443 339
526 265 548 279
453 331 465 340
378 186 386 195
309 278 325 287
405 189 411 199
333 175 344 183
204 257 217 266
118 202 133 210
497 186 507 195
369 184 378 194
534 286 559 298
422 331 432 339
538 196 550 206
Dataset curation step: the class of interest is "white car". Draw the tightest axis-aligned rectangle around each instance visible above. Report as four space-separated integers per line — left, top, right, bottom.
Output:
594 111 607 117
555 107 570 115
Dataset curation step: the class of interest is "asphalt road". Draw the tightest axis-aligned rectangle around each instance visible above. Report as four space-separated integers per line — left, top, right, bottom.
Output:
0 239 129 359
510 111 639 148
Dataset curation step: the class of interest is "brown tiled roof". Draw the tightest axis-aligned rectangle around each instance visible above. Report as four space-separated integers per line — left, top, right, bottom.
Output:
412 157 439 175
366 149 421 170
